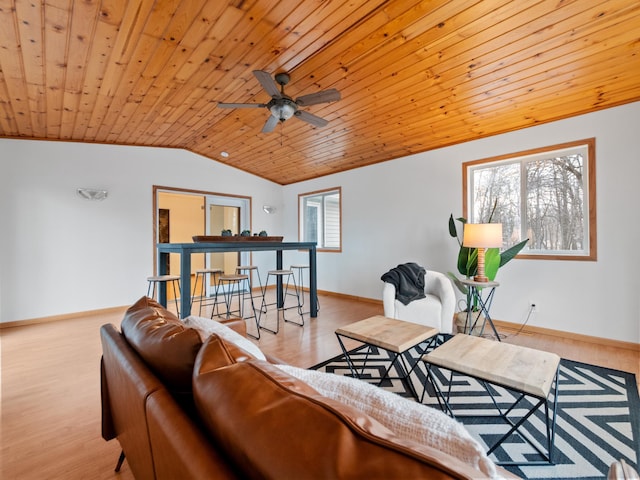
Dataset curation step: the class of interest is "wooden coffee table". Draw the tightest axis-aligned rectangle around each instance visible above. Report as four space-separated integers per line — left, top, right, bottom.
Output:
421 334 561 465
335 315 439 399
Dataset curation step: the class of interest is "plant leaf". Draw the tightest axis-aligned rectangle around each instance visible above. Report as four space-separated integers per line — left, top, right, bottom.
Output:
484 248 501 280
448 214 458 239
456 246 469 276
465 247 478 277
499 239 529 267
446 272 468 295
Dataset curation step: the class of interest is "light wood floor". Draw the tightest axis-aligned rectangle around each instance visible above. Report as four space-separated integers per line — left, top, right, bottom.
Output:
1 293 638 479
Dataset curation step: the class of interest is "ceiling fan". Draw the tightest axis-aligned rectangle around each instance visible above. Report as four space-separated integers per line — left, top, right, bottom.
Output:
218 70 341 133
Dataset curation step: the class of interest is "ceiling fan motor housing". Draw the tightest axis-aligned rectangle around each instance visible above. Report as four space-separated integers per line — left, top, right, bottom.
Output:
274 72 291 86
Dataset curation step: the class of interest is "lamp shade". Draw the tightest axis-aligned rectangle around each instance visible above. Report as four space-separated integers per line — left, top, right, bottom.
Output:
463 223 503 248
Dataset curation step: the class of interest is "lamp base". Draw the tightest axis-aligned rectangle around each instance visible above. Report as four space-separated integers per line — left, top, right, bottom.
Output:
473 275 489 282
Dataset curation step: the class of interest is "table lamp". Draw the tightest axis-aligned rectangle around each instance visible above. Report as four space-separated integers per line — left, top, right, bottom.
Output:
463 223 503 282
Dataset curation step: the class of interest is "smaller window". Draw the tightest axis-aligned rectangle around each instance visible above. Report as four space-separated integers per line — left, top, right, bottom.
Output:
299 187 342 251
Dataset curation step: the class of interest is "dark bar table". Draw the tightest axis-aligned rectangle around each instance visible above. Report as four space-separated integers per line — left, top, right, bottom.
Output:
156 241 317 318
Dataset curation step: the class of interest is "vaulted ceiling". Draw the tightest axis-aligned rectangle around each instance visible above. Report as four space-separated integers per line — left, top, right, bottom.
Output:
1 1 639 185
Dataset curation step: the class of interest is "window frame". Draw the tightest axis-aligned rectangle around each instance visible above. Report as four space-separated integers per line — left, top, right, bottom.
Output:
463 138 597 261
298 186 342 252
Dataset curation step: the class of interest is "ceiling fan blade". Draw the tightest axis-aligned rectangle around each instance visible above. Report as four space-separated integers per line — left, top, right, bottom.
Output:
295 89 341 106
294 110 328 128
253 70 281 98
262 115 279 133
218 102 266 108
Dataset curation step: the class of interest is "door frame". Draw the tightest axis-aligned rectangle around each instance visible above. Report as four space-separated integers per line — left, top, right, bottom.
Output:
152 185 253 276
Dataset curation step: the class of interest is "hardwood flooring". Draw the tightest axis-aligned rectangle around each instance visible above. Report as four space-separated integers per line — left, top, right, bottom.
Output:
1 293 638 479
1 308 135 480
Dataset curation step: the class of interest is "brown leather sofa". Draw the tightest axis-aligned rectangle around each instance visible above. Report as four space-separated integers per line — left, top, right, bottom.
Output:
101 296 518 479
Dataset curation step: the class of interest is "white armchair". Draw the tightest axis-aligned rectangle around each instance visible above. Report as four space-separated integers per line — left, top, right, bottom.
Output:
382 270 456 334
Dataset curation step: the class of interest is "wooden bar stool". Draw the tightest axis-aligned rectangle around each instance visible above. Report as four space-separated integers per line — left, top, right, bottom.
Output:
147 275 181 317
235 265 266 314
259 269 303 334
214 273 260 339
290 264 320 318
191 268 223 316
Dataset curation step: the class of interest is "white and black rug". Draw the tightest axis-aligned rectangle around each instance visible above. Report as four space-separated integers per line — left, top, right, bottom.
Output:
312 339 640 480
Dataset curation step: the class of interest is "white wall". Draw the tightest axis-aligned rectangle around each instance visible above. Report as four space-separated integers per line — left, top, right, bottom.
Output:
0 141 282 322
2 103 639 343
283 102 640 343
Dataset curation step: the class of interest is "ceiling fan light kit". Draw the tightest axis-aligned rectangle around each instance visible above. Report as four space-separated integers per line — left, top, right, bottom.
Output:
268 97 297 121
218 70 340 133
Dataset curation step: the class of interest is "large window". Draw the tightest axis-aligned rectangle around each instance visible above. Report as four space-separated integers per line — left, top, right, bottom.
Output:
299 187 342 251
464 138 596 260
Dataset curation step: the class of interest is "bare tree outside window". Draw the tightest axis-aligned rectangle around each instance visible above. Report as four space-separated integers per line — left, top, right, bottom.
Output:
464 139 596 260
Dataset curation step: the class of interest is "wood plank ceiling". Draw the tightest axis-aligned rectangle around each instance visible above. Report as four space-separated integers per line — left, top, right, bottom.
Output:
1 0 639 185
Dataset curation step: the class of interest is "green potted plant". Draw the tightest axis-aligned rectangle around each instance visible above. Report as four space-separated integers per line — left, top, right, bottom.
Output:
447 208 528 332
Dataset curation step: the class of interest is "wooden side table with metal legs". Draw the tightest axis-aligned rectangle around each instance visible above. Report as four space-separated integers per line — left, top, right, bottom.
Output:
460 278 500 340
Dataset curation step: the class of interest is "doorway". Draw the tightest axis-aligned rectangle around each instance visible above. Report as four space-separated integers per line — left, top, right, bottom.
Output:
205 195 250 276
153 186 252 298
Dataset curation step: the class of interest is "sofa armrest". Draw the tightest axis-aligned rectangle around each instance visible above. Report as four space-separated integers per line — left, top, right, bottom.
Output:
100 356 116 441
382 282 397 318
146 389 239 479
100 323 162 480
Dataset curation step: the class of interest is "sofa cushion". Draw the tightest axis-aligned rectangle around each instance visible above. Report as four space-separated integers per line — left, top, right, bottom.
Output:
182 315 266 361
121 296 202 395
194 334 258 376
275 364 497 478
193 359 483 480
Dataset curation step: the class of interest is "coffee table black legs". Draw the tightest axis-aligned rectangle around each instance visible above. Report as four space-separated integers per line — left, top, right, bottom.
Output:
422 362 560 466
335 334 437 401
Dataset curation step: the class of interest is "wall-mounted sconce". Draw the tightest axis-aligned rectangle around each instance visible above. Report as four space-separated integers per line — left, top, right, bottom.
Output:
77 188 108 201
262 205 276 214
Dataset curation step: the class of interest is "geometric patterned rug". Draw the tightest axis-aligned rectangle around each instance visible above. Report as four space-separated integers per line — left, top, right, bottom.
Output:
312 339 640 480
